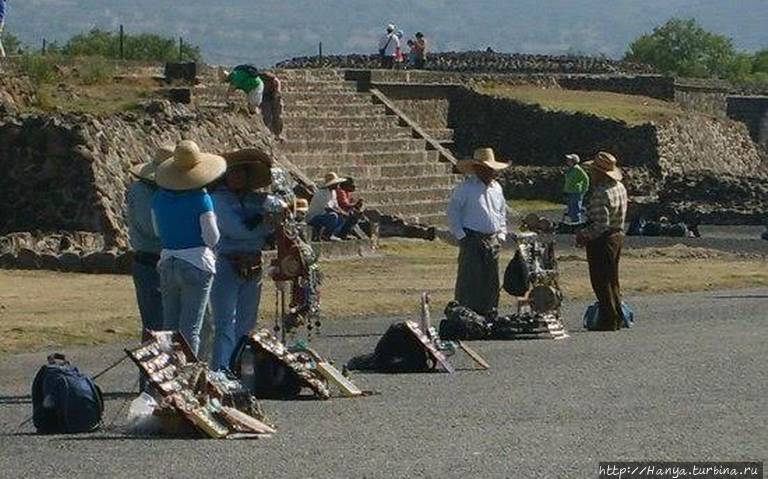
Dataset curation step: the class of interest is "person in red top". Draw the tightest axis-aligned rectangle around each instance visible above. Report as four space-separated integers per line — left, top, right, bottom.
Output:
334 178 364 238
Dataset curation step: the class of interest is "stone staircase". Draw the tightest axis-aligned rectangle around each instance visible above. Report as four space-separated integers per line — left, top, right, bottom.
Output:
277 69 457 227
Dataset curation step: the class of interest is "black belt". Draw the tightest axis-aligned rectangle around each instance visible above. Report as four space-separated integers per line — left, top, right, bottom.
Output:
463 228 495 239
133 251 160 266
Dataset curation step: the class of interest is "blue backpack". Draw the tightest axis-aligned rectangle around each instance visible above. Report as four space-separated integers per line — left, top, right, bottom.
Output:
32 354 104 434
583 301 635 330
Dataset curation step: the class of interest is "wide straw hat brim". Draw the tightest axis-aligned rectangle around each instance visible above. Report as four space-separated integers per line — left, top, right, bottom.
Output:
155 143 227 191
584 152 623 182
130 145 175 182
457 148 510 174
221 148 275 190
322 172 348 188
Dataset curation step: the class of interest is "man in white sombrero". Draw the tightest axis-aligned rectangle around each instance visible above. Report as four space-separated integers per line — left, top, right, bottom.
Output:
447 148 510 316
307 172 350 242
126 144 174 391
152 140 227 354
576 151 628 331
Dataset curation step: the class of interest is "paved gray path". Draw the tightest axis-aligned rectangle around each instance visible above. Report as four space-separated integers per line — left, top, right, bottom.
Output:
0 289 766 479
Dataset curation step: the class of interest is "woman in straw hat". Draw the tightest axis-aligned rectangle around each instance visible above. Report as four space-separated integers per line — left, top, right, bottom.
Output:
151 140 227 354
127 145 174 390
306 172 350 241
208 149 286 371
575 151 628 331
447 148 510 316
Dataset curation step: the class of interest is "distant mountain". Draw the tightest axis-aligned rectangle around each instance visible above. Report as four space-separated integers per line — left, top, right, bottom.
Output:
7 0 767 66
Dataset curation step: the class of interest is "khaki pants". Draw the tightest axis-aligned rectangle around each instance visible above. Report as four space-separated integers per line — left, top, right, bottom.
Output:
261 93 284 137
455 231 501 316
586 231 624 330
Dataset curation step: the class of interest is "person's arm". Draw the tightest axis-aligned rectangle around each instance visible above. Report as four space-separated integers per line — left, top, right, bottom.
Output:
200 212 220 248
447 184 467 241
579 167 590 192
497 186 508 242
580 189 609 241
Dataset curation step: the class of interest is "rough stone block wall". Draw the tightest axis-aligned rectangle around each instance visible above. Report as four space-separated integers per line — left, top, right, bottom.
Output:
674 87 729 117
377 85 454 130
727 96 768 149
0 102 279 248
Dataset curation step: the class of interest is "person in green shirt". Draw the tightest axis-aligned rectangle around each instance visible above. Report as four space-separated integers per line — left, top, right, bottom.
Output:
223 65 265 114
563 153 590 223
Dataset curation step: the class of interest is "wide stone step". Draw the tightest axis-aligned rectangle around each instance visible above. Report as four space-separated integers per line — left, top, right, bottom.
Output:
282 138 426 154
384 211 450 227
285 150 440 167
274 69 344 82
283 103 387 118
363 187 455 204
282 92 374 106
282 116 400 129
282 80 359 93
356 174 456 191
425 128 455 143
373 200 451 219
303 162 452 180
283 126 412 142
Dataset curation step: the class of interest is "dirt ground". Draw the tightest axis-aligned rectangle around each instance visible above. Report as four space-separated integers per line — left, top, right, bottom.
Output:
1 239 766 354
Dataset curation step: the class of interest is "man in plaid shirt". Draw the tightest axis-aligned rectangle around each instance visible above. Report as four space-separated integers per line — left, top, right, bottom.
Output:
576 152 628 331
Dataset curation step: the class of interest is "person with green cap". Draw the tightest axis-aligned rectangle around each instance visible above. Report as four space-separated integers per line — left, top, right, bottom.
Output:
563 153 590 224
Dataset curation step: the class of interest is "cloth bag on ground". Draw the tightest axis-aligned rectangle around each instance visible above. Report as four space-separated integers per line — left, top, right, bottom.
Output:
583 301 635 330
503 249 531 297
438 301 490 340
229 336 304 399
346 322 430 372
31 353 104 434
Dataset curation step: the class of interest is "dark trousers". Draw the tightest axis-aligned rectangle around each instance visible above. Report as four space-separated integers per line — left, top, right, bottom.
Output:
455 231 501 316
586 232 624 330
381 56 395 69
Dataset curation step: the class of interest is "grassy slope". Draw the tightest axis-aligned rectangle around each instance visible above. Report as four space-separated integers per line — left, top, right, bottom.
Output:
1 239 766 354
474 83 684 125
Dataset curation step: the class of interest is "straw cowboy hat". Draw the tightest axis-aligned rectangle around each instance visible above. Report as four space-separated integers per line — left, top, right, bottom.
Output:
130 145 175 182
155 140 227 191
322 172 347 188
293 198 309 214
584 151 623 182
456 148 510 174
221 147 275 190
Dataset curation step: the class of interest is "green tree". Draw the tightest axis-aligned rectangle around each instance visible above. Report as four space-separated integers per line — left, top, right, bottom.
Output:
624 18 737 78
1 30 24 55
61 28 202 62
752 49 768 74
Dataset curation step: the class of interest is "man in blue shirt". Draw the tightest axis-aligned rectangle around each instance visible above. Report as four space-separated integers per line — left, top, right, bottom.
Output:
209 160 284 370
127 145 173 390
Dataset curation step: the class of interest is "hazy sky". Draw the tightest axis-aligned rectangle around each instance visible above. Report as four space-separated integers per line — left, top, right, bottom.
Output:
7 1 767 65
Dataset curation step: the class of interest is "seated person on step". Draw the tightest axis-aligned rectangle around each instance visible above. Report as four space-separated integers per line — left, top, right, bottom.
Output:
335 177 364 239
307 172 357 241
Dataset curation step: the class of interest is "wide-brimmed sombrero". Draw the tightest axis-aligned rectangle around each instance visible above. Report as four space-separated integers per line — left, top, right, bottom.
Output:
321 172 348 188
456 148 510 174
221 147 275 190
155 140 227 191
130 145 175 182
584 151 623 182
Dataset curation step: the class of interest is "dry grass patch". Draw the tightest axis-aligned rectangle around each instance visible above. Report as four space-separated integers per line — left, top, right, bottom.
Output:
474 83 683 125
1 241 766 354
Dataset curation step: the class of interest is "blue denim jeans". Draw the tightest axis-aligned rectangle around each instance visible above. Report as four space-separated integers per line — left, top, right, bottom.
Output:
158 257 213 355
567 193 585 223
132 258 164 392
209 256 264 370
309 212 341 237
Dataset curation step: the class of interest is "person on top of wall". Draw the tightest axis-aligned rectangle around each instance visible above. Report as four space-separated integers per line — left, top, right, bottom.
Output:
412 32 427 69
152 140 226 354
576 152 628 331
563 153 590 224
378 24 400 69
126 144 174 390
222 65 264 114
448 148 510 317
258 70 285 142
209 155 284 371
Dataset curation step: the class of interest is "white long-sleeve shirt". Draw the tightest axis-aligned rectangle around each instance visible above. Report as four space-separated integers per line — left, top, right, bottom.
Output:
378 33 399 57
307 188 338 221
447 176 508 242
